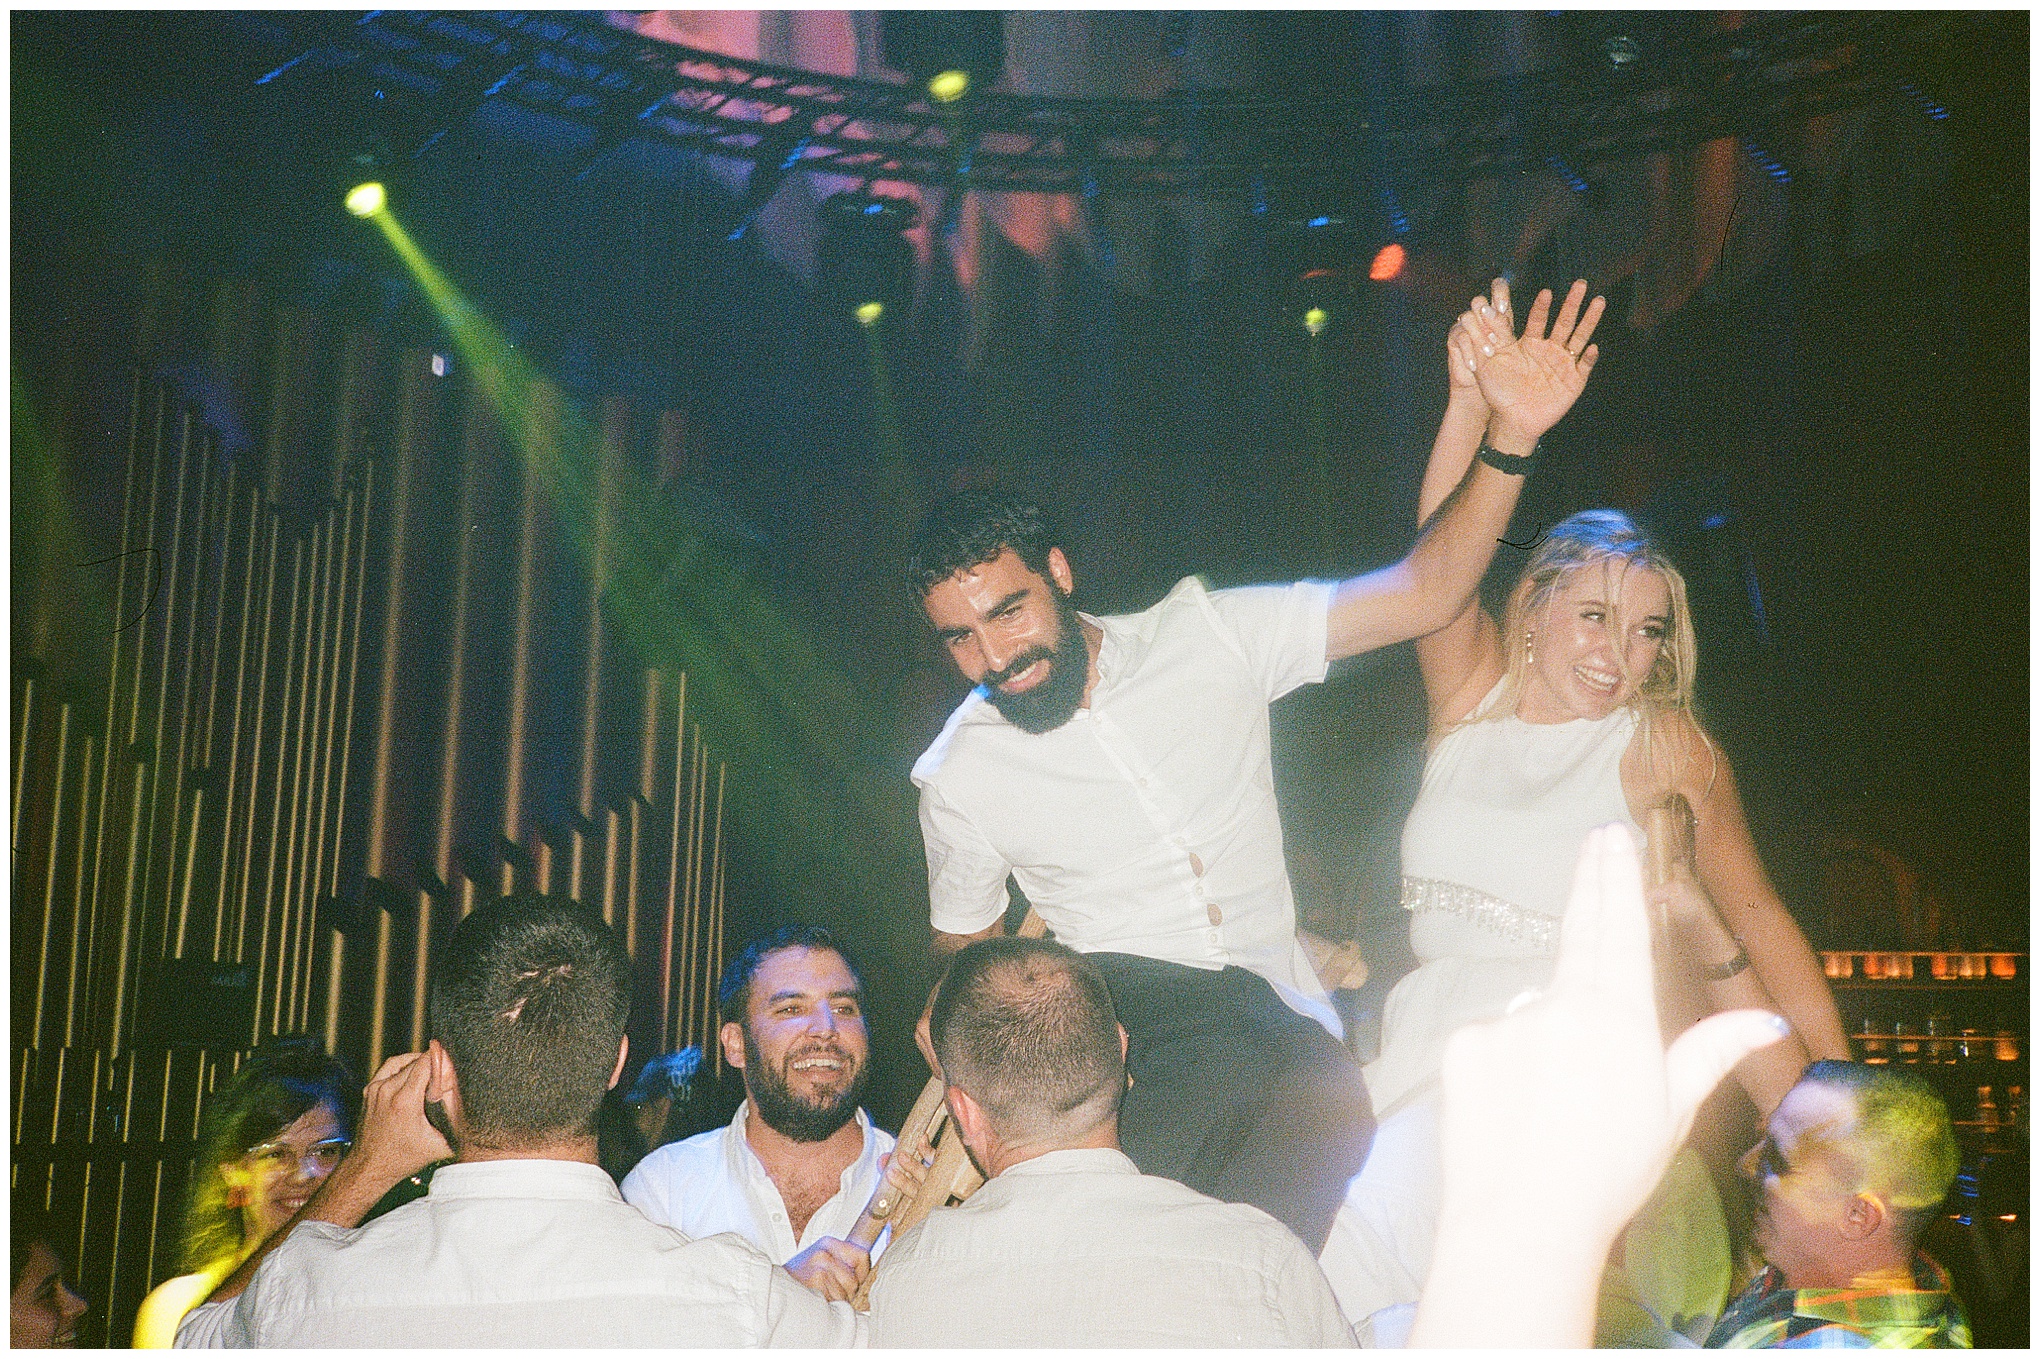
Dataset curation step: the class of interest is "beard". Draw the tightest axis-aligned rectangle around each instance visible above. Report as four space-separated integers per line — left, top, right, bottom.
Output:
983 590 1090 735
741 1026 868 1144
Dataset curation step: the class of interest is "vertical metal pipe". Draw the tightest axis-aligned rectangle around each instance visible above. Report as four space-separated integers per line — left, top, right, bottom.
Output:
604 807 625 954
251 535 306 1041
288 511 340 1030
234 513 283 966
133 402 198 979
660 674 688 1050
709 761 726 1046
155 418 211 971
625 798 644 967
499 446 540 898
573 429 620 903
408 893 432 1055
367 908 392 1072
327 465 375 901
364 365 425 904
33 704 75 1047
685 734 709 1050
199 463 245 963
277 517 323 1030
171 788 205 960
108 755 149 1055
213 478 261 962
323 925 345 1056
13 671 35 855
64 734 97 1048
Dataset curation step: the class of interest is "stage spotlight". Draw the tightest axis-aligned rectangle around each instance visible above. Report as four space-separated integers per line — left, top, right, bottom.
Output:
1368 243 1406 282
883 12 1003 104
345 181 387 217
855 302 885 326
1303 307 1329 336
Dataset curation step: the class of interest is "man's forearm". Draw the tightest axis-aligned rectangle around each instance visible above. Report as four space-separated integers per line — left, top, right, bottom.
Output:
207 1158 412 1302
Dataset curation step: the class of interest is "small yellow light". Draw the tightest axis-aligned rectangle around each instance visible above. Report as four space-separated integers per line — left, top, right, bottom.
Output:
1304 307 1329 336
345 182 386 217
855 301 884 326
928 69 970 103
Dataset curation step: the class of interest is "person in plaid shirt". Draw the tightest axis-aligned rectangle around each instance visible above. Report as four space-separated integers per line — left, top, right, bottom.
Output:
1706 1062 1969 1349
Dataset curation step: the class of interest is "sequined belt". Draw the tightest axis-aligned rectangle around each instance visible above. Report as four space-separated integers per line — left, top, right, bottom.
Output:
1400 876 1559 952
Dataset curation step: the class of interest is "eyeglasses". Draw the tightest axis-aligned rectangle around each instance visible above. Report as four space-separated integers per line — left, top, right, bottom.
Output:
246 1137 351 1176
1746 1133 1791 1182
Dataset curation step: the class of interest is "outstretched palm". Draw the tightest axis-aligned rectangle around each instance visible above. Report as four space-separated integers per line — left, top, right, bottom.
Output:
1467 280 1606 444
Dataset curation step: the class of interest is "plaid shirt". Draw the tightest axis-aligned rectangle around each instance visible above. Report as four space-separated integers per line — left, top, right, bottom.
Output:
1704 1252 1971 1349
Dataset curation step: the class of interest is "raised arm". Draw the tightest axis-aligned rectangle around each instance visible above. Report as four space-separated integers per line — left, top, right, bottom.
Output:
1327 280 1604 663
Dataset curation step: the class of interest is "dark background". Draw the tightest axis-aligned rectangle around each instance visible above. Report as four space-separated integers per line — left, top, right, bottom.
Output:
14 10 2028 1122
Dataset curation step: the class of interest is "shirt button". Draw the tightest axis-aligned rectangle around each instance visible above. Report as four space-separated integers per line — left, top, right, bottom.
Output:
1207 904 1223 926
1208 930 1222 944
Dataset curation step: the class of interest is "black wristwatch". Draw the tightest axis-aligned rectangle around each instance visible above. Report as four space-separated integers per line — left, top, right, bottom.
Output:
1476 438 1539 475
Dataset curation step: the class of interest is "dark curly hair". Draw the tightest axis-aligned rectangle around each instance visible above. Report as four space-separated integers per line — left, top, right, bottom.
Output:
717 923 865 1024
904 490 1061 597
181 1042 359 1274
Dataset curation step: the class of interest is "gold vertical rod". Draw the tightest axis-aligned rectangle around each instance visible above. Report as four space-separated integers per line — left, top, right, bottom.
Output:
291 508 342 1031
33 703 76 1046
233 513 284 965
364 364 425 895
573 427 621 903
689 735 710 1047
279 519 328 1033
171 787 205 960
603 807 624 953
625 798 644 965
134 404 200 977
660 674 688 1050
13 671 34 855
64 734 98 1048
108 761 149 1055
499 447 540 897
708 761 727 1058
434 406 486 914
86 374 151 1036
317 476 371 1046
409 892 433 1055
200 464 245 962
251 535 306 1041
680 730 704 1052
327 464 375 900
367 909 393 1072
157 420 213 971
213 478 261 961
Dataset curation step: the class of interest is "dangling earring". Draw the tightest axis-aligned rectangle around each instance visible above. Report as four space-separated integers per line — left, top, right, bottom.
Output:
1525 631 1536 664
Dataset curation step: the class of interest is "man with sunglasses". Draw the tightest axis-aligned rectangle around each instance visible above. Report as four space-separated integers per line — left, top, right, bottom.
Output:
1704 1061 1969 1349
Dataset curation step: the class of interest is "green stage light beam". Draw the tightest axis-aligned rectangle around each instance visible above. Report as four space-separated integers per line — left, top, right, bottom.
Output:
362 208 925 933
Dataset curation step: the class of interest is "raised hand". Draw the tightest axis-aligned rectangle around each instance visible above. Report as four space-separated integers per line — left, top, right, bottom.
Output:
1464 279 1606 446
350 1049 456 1187
1447 278 1516 406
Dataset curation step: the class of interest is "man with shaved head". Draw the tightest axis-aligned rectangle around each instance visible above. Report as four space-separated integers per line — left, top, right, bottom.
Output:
867 936 1354 1347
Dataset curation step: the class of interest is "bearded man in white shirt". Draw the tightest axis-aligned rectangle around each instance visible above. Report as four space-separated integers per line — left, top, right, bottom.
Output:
174 896 860 1348
868 935 1355 1346
624 924 897 1303
906 284 1601 1254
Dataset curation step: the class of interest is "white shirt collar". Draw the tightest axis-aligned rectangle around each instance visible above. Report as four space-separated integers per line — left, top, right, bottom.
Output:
426 1159 622 1201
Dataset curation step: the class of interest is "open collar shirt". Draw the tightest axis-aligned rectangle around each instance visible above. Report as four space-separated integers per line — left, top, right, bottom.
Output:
866 1147 1356 1347
173 1159 863 1349
1704 1253 1971 1349
913 575 1341 1036
621 1102 895 1263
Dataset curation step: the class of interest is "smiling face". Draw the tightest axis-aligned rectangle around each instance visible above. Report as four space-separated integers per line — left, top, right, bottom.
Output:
10 1241 85 1348
1515 560 1672 724
1746 1080 1862 1288
723 946 870 1143
221 1100 347 1244
921 548 1092 734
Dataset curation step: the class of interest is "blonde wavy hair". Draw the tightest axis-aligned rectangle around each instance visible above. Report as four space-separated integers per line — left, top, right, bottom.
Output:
1477 509 1713 792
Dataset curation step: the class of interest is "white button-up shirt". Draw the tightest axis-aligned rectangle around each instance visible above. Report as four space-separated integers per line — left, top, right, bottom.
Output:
914 575 1341 1035
868 1147 1356 1347
173 1159 862 1348
622 1102 896 1263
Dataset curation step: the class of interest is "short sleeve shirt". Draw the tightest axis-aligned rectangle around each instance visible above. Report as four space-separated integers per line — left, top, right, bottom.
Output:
913 576 1340 1034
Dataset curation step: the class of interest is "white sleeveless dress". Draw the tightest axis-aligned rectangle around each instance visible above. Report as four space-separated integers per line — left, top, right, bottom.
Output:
1319 683 1648 1333
1367 681 1642 1116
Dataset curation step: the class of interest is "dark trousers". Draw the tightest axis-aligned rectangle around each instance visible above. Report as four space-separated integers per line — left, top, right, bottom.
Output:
1089 953 1376 1254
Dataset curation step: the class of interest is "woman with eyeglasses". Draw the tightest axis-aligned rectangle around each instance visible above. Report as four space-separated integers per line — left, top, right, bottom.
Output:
132 1043 359 1347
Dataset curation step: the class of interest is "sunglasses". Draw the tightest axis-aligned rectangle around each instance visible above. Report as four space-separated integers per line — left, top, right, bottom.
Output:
1747 1133 1791 1181
246 1137 352 1176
